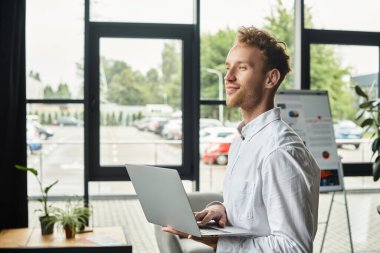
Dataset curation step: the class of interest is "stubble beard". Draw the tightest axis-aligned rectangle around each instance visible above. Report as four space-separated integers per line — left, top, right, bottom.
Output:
226 91 244 108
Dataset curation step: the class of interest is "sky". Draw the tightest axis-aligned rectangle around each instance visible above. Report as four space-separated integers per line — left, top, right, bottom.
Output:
26 0 380 95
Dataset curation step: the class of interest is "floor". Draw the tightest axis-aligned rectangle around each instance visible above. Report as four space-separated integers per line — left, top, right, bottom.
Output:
29 190 380 253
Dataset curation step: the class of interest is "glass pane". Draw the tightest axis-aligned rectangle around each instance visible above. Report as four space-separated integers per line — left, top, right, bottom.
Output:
90 0 194 24
304 0 380 32
200 0 296 98
309 45 379 165
99 38 183 166
199 105 240 191
26 0 84 99
26 104 84 196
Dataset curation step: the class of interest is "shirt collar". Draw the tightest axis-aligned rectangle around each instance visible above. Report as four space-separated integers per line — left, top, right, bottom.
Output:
237 107 281 140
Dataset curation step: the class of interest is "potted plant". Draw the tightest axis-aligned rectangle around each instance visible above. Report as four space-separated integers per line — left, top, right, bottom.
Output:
56 198 90 239
14 165 58 235
354 85 380 181
74 205 91 232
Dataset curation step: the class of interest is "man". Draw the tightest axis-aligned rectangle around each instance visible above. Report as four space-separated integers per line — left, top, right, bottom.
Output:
163 26 320 253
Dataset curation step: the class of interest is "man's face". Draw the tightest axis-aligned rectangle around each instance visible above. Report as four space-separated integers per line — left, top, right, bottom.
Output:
224 43 268 110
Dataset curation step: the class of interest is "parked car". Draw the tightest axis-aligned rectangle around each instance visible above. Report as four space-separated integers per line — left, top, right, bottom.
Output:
161 119 182 140
147 117 169 133
27 123 42 154
200 118 223 129
31 122 54 140
199 127 238 156
133 118 151 131
26 115 54 140
334 120 363 149
202 132 237 165
54 117 83 126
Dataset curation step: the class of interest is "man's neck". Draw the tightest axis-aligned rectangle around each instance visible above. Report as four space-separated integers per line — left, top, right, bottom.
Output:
241 101 274 124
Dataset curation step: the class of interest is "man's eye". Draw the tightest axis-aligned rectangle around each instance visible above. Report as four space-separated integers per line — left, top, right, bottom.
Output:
239 66 247 70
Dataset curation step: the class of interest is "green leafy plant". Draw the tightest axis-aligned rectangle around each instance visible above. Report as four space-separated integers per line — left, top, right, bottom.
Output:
15 165 58 216
56 198 90 238
354 85 380 181
15 164 59 234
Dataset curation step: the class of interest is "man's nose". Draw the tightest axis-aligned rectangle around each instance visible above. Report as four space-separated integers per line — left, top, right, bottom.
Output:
225 70 236 82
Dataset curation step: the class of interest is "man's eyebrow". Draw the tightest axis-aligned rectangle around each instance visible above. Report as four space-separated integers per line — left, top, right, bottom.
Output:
225 61 251 66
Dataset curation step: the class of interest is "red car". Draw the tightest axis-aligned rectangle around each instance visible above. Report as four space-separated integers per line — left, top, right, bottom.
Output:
203 141 231 165
202 131 237 165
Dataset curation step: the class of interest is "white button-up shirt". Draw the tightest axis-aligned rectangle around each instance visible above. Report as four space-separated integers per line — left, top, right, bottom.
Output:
217 108 320 253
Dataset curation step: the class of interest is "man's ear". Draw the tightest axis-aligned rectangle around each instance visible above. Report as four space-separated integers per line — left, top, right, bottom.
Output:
265 69 280 89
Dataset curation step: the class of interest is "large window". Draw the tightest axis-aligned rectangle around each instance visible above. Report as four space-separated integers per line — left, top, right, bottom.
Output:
86 22 197 183
310 45 379 164
99 38 183 166
26 0 84 196
90 0 194 24
302 0 380 185
304 0 380 32
25 0 380 195
199 0 296 191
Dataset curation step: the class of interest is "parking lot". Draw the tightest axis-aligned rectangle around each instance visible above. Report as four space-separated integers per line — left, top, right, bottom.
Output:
26 124 377 197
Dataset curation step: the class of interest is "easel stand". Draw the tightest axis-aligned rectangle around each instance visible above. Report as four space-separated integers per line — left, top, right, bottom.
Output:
319 189 354 253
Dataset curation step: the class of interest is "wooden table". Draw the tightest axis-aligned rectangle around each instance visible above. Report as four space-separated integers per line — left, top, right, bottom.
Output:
0 226 132 252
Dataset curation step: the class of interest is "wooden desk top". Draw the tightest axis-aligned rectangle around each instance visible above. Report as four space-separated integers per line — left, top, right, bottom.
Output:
0 228 32 247
0 226 129 248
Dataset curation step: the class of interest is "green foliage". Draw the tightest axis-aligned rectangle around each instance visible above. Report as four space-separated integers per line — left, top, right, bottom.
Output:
354 85 380 181
264 0 354 121
310 44 354 120
44 86 54 98
29 70 41 81
118 111 123 125
47 113 52 125
56 197 91 233
264 0 294 89
40 112 46 125
44 83 72 99
100 42 182 109
14 165 58 216
200 28 236 120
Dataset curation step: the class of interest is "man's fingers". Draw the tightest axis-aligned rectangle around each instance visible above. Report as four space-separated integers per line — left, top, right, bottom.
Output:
199 212 216 226
162 226 188 237
194 210 207 221
218 215 227 228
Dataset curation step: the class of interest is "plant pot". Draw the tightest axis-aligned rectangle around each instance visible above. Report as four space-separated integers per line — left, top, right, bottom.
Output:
39 216 56 235
64 225 76 239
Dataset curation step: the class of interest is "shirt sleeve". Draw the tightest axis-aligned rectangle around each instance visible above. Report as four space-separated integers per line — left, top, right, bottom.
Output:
217 146 319 253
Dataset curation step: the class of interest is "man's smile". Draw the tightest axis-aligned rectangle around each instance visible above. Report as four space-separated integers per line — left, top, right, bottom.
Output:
225 84 240 95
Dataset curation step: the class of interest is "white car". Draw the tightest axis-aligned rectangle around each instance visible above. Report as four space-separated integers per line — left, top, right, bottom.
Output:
199 127 238 156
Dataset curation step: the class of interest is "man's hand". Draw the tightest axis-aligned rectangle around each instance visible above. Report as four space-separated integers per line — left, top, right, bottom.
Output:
195 203 227 228
161 226 218 251
161 204 226 252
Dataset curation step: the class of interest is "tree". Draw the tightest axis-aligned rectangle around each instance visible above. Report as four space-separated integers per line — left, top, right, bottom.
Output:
264 0 294 89
107 67 147 105
160 42 182 109
264 0 355 120
43 83 72 99
44 85 55 99
198 0 355 121
56 83 72 99
200 28 239 120
29 70 41 81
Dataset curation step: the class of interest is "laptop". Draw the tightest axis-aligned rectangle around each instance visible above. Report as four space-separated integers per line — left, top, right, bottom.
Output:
126 164 254 237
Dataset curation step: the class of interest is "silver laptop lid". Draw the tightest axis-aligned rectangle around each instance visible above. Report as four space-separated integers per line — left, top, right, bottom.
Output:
126 164 202 237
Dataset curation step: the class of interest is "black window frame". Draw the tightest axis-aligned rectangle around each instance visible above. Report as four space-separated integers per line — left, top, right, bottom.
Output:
300 0 380 177
86 22 198 182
